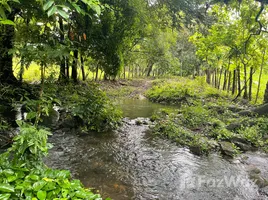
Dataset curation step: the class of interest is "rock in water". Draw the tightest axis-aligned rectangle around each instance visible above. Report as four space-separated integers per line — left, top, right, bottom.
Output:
219 141 237 158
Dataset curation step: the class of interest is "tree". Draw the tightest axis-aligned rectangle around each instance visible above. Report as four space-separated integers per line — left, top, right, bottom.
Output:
0 0 101 84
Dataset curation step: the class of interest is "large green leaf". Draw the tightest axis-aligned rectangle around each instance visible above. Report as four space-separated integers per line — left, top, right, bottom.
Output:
0 193 11 200
57 9 69 19
91 4 101 15
0 183 14 193
32 180 47 191
47 6 57 17
37 190 46 200
43 0 54 11
0 6 6 19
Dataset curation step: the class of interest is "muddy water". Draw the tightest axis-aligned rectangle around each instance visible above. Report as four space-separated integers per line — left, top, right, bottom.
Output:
45 99 267 200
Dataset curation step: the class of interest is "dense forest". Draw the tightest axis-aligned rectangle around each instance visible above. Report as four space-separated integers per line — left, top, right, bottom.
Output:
1 0 268 199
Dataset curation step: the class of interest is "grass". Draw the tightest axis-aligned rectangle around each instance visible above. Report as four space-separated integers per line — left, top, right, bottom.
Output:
12 60 104 82
12 59 268 105
146 77 231 105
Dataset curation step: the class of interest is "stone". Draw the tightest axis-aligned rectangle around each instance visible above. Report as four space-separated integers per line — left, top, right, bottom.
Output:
219 141 237 158
230 136 252 152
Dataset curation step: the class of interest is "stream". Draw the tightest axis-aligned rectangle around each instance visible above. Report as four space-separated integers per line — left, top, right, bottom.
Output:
20 99 268 199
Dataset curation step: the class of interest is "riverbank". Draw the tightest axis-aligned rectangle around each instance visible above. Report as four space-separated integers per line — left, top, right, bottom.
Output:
98 77 268 158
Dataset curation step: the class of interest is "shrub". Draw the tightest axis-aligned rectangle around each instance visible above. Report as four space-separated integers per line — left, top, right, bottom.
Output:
0 122 105 200
45 83 122 132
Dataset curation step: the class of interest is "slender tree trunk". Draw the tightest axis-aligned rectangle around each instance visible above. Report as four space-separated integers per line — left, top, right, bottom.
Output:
223 70 227 91
228 71 232 93
71 50 78 82
243 63 248 99
58 18 67 82
232 69 236 95
80 55 86 81
249 67 254 101
95 64 99 81
214 68 218 88
0 11 18 84
66 58 70 79
264 82 268 104
123 65 126 79
19 58 24 82
255 50 266 104
212 71 215 87
40 64 45 85
237 68 241 96
146 61 154 77
206 69 211 84
218 67 223 89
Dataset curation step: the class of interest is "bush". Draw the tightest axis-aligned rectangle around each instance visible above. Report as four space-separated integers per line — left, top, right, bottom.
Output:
0 122 106 200
44 83 122 132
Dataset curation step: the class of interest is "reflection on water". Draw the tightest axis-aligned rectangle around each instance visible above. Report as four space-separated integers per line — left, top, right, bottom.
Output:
116 98 177 119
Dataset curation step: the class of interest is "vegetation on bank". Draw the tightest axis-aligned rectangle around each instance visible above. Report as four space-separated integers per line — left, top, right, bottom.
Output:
148 78 268 157
0 82 122 133
146 77 231 104
0 121 106 200
0 82 122 199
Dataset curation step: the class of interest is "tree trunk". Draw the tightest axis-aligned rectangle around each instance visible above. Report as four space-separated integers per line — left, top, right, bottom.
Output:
255 50 266 104
243 64 248 99
227 71 231 93
218 67 223 89
95 64 99 81
58 18 67 82
232 69 236 95
249 67 254 101
206 69 211 84
0 12 18 84
71 50 78 82
237 68 241 96
223 70 227 91
264 82 268 104
123 65 126 79
214 68 217 88
81 55 86 81
19 58 24 82
212 71 215 87
66 58 70 79
146 61 154 77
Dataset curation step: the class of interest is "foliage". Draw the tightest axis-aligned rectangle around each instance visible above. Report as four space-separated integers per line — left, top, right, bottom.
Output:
45 83 122 132
0 121 105 200
149 81 268 156
146 77 228 104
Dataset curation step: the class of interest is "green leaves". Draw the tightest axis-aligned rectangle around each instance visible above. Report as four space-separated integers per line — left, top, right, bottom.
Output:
57 9 69 19
37 190 46 200
0 120 105 199
0 0 20 25
47 6 57 17
43 0 69 19
43 0 54 11
0 194 11 200
0 183 15 193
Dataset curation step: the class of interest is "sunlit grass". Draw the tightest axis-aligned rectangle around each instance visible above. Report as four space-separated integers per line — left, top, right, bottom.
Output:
12 59 268 104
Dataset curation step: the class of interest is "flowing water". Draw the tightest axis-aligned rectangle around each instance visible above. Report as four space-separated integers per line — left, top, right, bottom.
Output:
3 99 267 199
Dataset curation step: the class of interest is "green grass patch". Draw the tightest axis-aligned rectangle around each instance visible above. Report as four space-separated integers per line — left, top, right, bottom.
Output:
146 77 230 104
